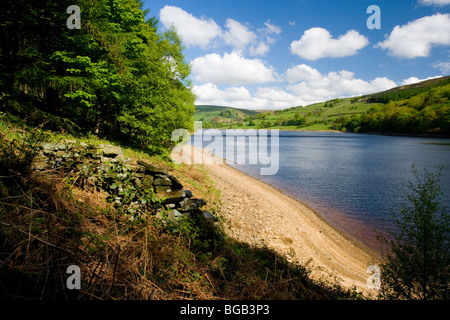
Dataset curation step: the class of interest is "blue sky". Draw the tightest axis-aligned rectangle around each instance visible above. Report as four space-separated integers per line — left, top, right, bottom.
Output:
142 0 450 110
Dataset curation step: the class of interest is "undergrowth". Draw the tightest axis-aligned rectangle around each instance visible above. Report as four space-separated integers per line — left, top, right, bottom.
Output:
0 118 363 300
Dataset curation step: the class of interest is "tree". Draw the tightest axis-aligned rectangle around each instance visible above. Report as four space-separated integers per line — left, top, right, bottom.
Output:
0 0 195 154
379 165 449 300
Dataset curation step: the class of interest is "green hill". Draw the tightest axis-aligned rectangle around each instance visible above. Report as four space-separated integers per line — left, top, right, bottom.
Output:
194 105 259 128
200 76 450 135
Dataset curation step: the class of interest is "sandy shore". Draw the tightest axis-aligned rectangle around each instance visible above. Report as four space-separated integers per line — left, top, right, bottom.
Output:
173 145 381 296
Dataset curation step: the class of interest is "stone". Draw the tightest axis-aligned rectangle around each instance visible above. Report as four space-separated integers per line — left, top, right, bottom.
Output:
100 145 123 158
135 165 146 173
31 161 48 171
174 209 190 219
137 160 168 174
141 175 154 188
33 154 48 163
98 163 112 172
56 150 71 158
29 141 211 225
124 163 139 172
55 143 68 151
133 172 145 178
132 178 142 188
178 198 206 212
167 174 183 189
154 186 186 204
166 209 191 222
201 210 218 222
42 143 58 151
153 176 172 186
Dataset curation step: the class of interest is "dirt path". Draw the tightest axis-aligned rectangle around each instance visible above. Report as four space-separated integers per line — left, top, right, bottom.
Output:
174 145 381 296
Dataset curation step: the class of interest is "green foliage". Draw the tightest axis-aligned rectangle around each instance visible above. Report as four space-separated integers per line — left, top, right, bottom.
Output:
378 165 449 300
0 0 195 155
0 118 48 176
97 161 161 220
367 77 450 104
339 81 450 135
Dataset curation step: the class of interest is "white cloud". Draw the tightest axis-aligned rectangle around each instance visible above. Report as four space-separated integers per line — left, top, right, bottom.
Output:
221 19 281 56
376 13 450 58
419 0 450 6
223 19 257 50
159 6 222 49
261 20 282 35
160 6 280 56
290 28 369 60
249 42 270 56
193 64 401 110
191 51 280 85
193 84 303 110
400 75 442 85
286 64 323 83
193 83 252 103
286 64 397 105
433 61 450 74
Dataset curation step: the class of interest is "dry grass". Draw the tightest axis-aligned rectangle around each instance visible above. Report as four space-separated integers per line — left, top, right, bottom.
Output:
0 167 218 300
0 126 361 301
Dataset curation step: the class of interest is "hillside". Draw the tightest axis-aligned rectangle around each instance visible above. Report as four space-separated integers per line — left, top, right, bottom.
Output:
198 76 450 135
0 115 364 301
194 105 259 128
0 0 363 302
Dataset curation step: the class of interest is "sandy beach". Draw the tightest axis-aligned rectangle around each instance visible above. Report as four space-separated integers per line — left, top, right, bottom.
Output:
173 145 382 296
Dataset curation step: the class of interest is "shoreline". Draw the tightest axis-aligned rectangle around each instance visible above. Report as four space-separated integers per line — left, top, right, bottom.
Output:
173 145 382 296
198 127 450 139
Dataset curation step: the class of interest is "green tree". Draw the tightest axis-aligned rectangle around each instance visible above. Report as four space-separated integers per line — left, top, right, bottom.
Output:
1 0 195 154
379 165 449 300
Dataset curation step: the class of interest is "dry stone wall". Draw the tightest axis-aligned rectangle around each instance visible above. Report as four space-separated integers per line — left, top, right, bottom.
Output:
31 140 217 223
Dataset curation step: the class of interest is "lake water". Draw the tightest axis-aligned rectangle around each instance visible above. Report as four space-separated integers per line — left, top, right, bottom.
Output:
191 130 450 252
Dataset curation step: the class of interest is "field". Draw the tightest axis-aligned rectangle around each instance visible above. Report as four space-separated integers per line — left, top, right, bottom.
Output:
194 76 450 133
195 98 380 130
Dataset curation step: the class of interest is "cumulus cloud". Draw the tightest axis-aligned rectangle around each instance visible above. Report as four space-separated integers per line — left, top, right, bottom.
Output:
160 6 280 56
376 13 450 58
193 64 400 110
222 19 281 56
191 51 280 85
249 42 270 56
400 75 442 85
290 28 369 60
159 6 221 49
193 84 303 110
286 64 397 105
260 20 282 36
223 19 257 51
193 83 252 104
433 61 450 74
419 0 450 6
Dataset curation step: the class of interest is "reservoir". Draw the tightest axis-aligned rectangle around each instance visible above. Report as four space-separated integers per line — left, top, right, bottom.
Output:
191 130 450 251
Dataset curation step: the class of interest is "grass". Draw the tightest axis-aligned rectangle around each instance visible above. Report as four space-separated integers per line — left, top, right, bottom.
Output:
194 105 259 122
0 115 364 300
195 98 381 131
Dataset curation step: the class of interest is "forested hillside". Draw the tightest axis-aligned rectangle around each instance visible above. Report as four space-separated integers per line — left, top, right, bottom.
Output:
0 0 195 154
339 77 450 134
201 77 450 135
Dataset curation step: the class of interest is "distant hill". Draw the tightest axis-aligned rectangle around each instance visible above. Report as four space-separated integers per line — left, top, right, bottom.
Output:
194 105 259 127
366 76 450 98
195 76 450 135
